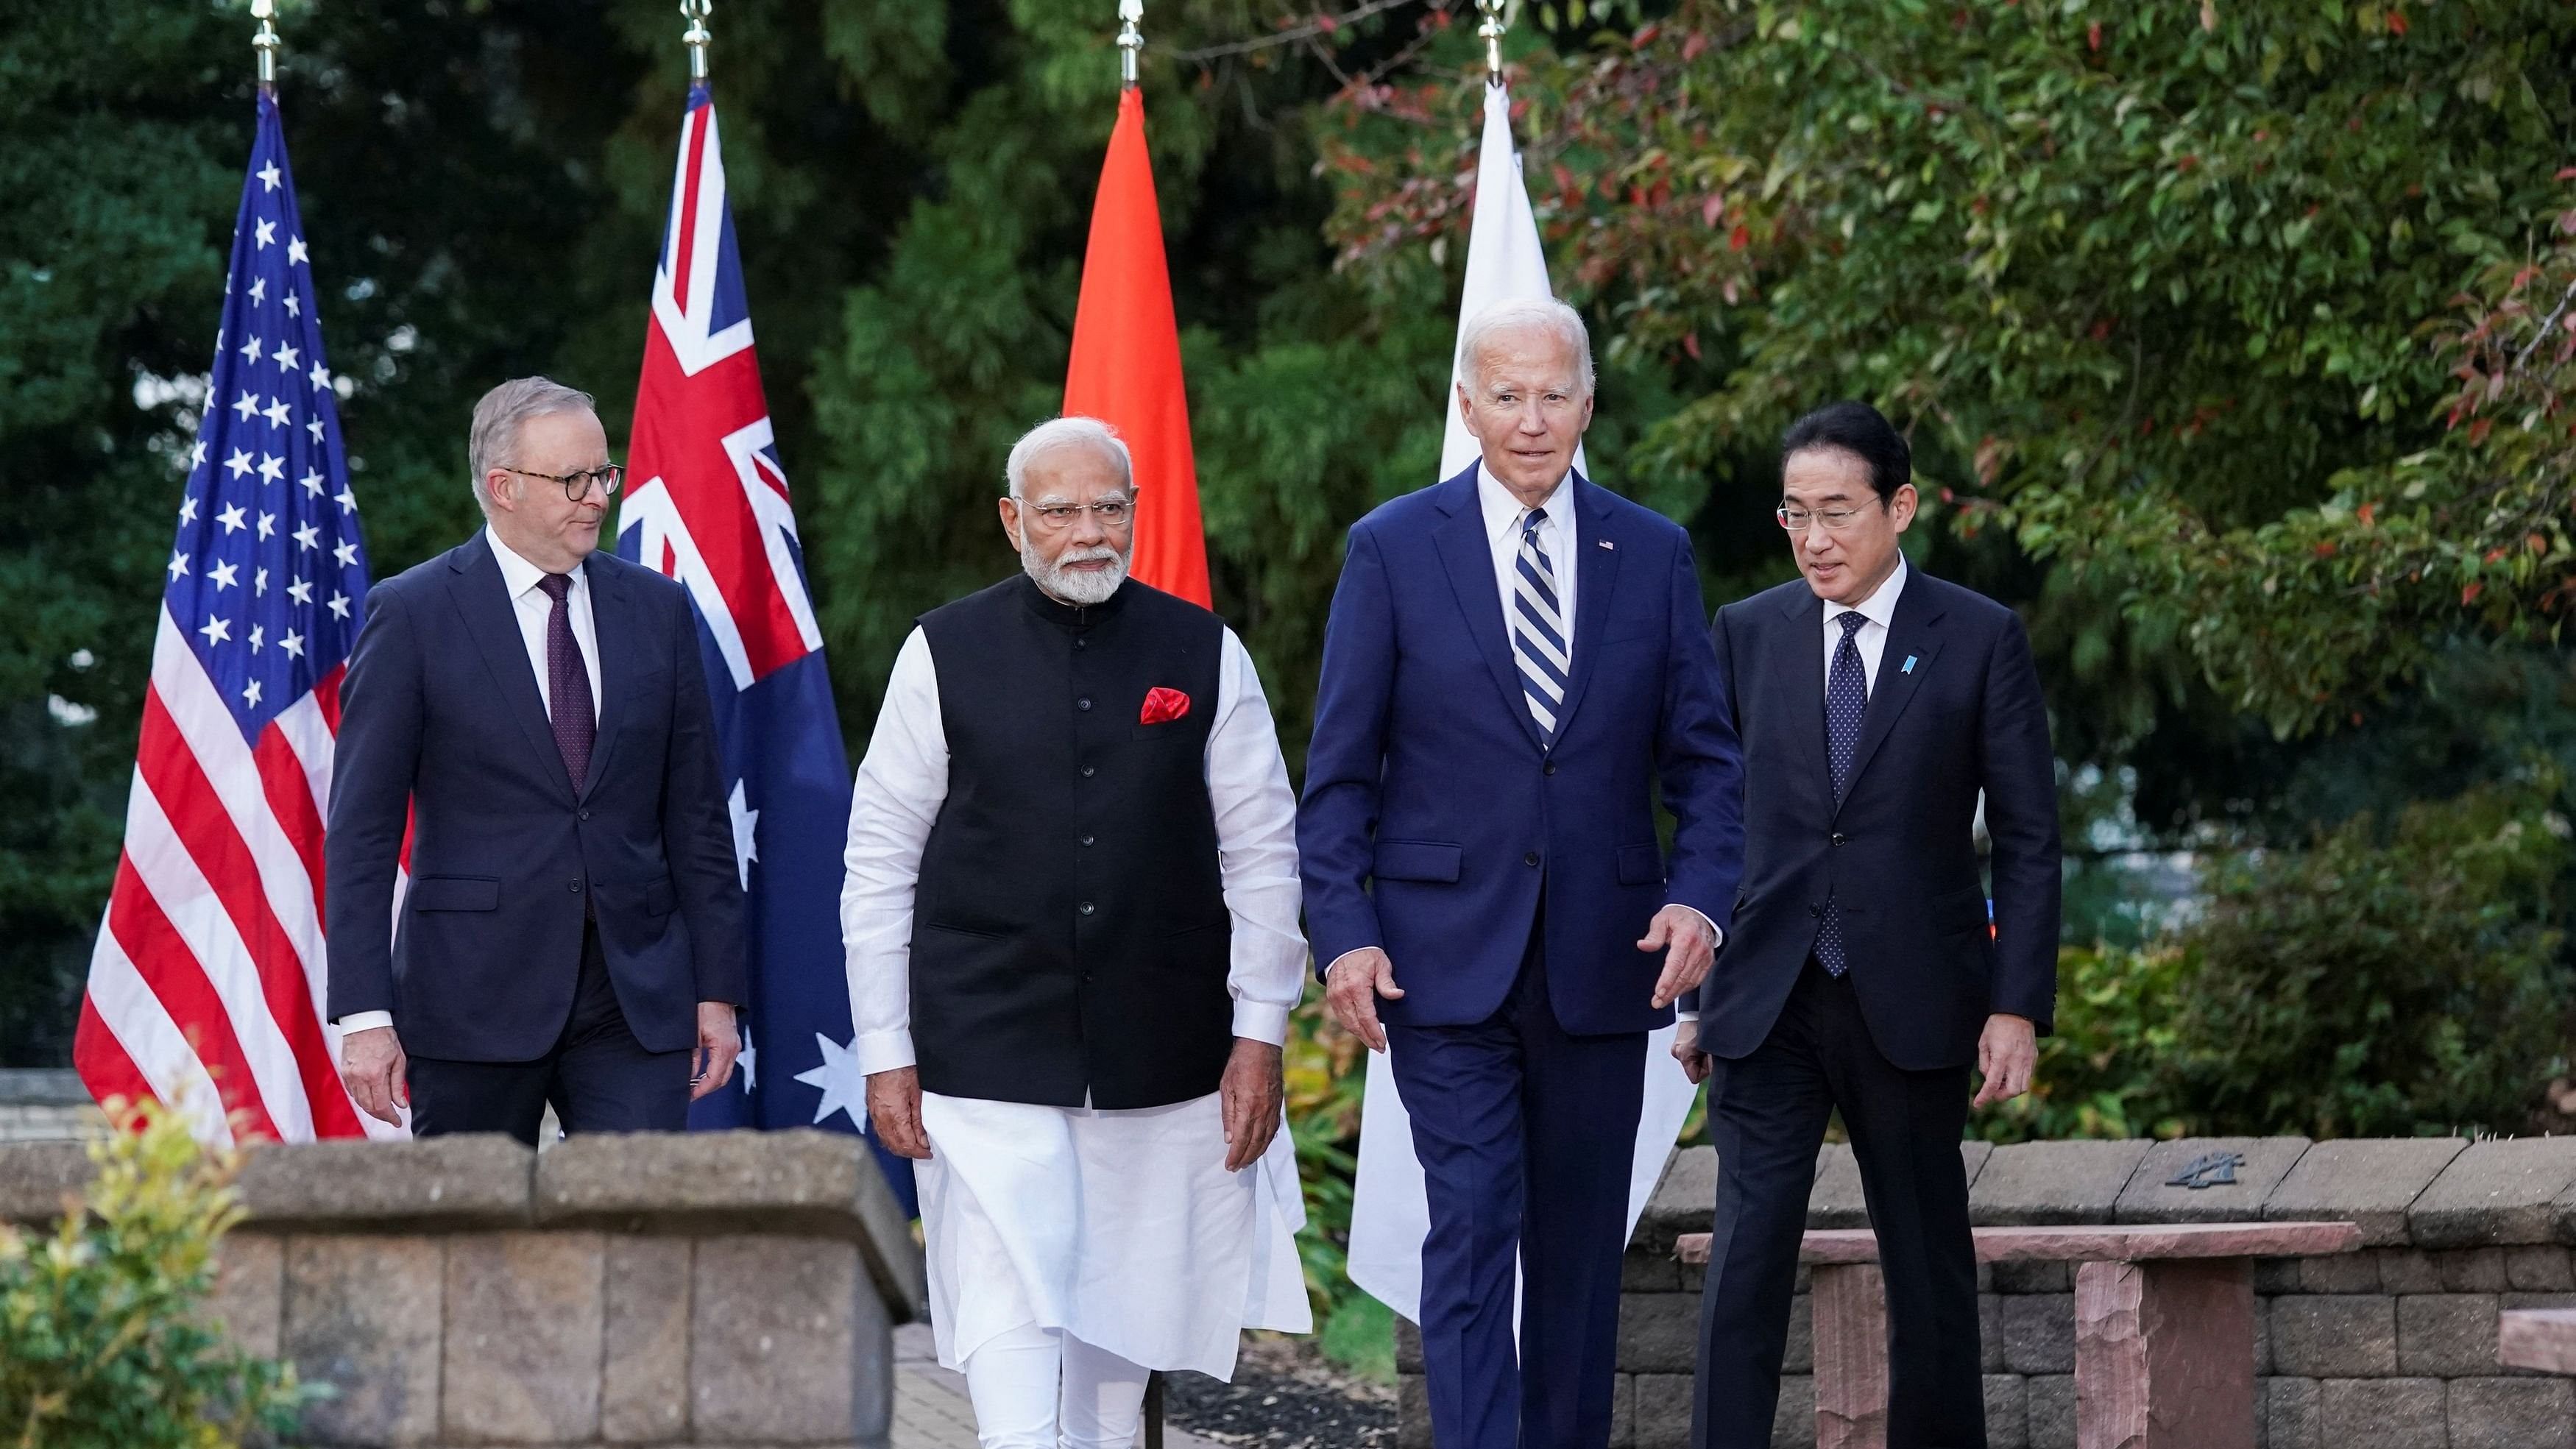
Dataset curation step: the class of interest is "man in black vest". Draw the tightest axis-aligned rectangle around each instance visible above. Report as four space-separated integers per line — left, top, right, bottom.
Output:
1677 402 2060 1449
841 417 1311 1449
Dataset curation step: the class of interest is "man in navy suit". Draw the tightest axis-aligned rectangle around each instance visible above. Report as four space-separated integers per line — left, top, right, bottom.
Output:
1677 401 2060 1449
326 377 746 1141
1301 300 1745 1448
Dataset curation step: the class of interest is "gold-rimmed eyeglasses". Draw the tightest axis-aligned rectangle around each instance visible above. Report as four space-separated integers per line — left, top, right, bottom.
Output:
1775 498 1885 533
1014 496 1135 531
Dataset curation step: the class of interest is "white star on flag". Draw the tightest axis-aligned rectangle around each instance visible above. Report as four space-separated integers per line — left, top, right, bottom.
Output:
177 495 199 525
239 334 263 364
254 567 269 596
216 503 246 534
727 779 760 892
286 578 313 606
287 235 308 266
274 343 299 372
308 361 329 390
737 1027 757 1092
258 454 285 484
263 397 291 428
257 160 280 191
257 512 275 541
335 486 358 514
232 391 260 422
224 448 253 479
292 522 318 551
190 440 208 468
300 468 325 497
198 614 231 646
208 561 239 592
283 292 300 317
280 629 305 659
254 218 275 249
327 592 350 620
166 550 190 581
247 277 267 306
793 1034 866 1128
333 540 358 569
248 625 264 653
306 417 325 445
241 679 263 708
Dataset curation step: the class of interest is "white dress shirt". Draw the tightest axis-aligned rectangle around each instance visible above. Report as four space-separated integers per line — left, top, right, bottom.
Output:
1823 554 1908 695
1477 461 1576 649
485 527 603 721
336 529 610 1040
841 618 1309 1080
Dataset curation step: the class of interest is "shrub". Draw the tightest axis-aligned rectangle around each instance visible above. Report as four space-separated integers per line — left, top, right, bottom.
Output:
0 1103 319 1448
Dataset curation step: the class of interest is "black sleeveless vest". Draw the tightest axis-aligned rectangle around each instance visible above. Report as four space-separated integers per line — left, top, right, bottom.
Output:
909 575 1234 1108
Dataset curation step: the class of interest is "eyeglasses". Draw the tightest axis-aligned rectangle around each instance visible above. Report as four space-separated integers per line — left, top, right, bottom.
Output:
508 464 625 502
1776 498 1885 533
1016 497 1134 531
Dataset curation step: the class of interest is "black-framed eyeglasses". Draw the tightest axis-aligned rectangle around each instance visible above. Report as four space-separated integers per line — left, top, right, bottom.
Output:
508 464 625 502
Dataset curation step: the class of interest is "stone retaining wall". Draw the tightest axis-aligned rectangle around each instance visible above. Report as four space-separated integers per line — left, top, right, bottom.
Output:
1397 1136 2576 1449
0 1069 105 1144
0 1130 924 1449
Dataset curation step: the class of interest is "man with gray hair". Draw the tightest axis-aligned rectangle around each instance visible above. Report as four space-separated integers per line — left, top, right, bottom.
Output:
841 415 1310 1448
1301 297 1744 1448
326 376 746 1141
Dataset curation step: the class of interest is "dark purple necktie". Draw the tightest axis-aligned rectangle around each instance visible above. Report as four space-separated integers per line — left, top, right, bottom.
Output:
537 573 595 790
1816 610 1869 977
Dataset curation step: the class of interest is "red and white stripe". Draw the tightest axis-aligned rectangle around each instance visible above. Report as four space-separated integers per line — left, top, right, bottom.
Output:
72 607 393 1142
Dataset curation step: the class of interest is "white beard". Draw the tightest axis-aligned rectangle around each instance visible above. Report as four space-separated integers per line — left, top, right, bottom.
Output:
1023 542 1128 606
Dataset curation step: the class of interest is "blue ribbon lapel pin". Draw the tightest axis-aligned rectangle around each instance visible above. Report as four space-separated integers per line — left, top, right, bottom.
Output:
1902 654 1919 675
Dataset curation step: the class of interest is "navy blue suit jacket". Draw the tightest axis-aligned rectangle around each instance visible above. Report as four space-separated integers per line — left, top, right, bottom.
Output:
324 537 747 1061
1691 570 2060 1070
1298 464 1746 1035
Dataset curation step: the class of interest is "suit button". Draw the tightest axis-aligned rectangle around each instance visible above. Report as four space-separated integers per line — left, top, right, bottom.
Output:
1078 901 1096 916
1075 638 1088 651
1809 902 1824 918
1543 761 1558 776
1081 765 1096 778
1080 834 1097 847
1524 851 1541 867
570 879 584 893
1830 832 1847 846
1078 697 1093 712
578 809 591 822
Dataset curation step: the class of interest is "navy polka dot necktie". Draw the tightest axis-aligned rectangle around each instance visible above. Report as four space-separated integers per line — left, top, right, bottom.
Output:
1816 609 1870 977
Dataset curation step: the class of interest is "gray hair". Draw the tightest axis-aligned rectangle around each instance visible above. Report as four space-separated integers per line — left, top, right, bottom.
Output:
1005 416 1133 500
1457 297 1595 397
469 376 598 513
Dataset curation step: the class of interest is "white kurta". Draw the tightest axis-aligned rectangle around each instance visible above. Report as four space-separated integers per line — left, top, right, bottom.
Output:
841 617 1312 1378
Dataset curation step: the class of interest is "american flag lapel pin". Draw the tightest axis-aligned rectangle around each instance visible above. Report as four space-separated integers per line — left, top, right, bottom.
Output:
1597 539 1614 550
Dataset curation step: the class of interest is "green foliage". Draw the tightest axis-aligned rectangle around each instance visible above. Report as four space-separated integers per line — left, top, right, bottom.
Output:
1324 0 2576 735
1982 778 2571 1142
0 1104 319 1447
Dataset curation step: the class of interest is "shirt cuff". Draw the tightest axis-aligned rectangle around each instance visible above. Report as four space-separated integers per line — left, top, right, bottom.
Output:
1676 1010 1698 1023
852 1029 918 1077
1231 999 1292 1047
337 1010 394 1033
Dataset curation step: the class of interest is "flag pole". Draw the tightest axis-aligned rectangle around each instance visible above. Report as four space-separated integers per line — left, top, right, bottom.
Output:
251 0 281 93
1479 0 1507 83
1117 0 1143 89
682 0 712 82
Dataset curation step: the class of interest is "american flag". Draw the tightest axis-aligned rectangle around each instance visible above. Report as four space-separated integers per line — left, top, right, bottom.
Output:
618 82 914 1210
73 91 374 1145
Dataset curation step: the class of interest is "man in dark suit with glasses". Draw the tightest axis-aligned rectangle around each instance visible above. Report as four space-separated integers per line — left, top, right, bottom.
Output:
327 375 746 1141
1677 400 2060 1449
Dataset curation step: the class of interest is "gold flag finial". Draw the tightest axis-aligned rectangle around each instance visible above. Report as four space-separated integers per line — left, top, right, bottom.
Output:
251 0 282 89
681 0 712 82
1117 0 1144 89
1478 0 1507 84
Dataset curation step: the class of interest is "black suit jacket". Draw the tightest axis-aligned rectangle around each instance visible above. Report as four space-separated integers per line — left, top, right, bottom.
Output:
324 537 747 1061
1691 568 2059 1071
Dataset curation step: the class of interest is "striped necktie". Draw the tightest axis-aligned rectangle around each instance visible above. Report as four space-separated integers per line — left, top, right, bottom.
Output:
1511 507 1568 741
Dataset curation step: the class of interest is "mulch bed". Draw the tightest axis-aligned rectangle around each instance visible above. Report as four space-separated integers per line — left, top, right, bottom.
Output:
1161 1334 1398 1448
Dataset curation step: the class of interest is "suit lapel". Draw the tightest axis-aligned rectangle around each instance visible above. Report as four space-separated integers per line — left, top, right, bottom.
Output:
1836 573 1947 814
1546 473 1620 741
1779 585 1835 809
447 539 578 802
579 556 631 801
1431 464 1547 754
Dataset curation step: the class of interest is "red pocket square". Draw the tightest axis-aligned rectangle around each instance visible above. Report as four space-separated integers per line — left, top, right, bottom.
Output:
1139 687 1192 726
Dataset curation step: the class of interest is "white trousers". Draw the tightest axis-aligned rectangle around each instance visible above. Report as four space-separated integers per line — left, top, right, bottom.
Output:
962 1322 1150 1449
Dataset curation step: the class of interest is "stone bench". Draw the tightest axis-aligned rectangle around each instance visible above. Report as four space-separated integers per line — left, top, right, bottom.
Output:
1678 1221 2363 1449
2501 1308 2576 1375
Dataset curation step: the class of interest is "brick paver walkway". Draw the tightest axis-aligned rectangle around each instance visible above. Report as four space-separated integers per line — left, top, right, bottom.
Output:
891 1324 1223 1449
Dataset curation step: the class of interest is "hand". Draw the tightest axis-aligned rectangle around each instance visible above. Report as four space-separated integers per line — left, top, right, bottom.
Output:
690 1002 741 1102
339 1025 408 1127
866 1066 932 1160
1972 1013 2038 1108
1323 948 1405 1053
1219 1038 1285 1173
1671 1018 1712 1086
1640 904 1717 1009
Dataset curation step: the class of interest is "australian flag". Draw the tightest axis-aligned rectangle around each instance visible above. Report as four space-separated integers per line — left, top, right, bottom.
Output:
618 83 913 1213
